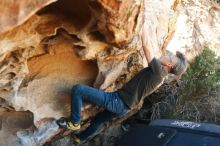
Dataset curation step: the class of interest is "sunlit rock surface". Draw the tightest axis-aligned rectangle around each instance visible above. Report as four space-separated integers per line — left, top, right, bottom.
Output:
0 0 220 145
167 0 220 60
0 0 57 33
89 0 144 45
142 0 179 59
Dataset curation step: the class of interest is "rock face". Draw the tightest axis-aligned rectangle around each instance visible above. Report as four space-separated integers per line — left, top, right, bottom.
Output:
89 0 144 45
0 0 220 145
0 0 57 33
166 0 220 60
0 111 34 146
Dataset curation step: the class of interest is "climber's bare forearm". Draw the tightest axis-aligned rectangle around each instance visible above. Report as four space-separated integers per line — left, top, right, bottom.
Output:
141 24 155 63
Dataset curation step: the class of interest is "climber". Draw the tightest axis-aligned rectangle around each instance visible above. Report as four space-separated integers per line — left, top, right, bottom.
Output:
56 24 188 144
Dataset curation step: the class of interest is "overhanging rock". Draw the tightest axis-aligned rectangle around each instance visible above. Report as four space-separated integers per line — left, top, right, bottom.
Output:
0 0 220 145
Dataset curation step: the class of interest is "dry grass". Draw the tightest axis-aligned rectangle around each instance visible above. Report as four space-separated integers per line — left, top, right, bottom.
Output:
150 83 220 123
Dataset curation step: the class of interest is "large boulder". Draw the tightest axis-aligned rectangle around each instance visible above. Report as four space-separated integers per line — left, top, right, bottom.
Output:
0 0 219 145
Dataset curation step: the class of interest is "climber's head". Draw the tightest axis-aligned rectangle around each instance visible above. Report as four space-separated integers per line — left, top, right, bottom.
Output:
160 51 188 79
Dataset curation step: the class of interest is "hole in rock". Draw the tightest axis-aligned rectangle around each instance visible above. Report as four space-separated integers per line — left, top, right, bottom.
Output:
74 45 86 50
56 28 82 43
88 30 106 42
7 72 16 79
73 45 87 57
37 0 92 31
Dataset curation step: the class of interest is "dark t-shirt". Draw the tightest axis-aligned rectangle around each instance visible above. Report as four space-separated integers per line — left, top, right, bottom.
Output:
118 58 168 108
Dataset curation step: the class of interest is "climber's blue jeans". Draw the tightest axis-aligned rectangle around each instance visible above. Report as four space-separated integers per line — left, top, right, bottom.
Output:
77 109 127 140
71 84 129 129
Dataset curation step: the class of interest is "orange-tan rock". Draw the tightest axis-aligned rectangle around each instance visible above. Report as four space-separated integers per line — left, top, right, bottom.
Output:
0 0 220 145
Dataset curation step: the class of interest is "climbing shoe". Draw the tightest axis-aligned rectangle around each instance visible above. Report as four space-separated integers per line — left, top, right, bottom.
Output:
56 117 81 131
72 135 81 145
